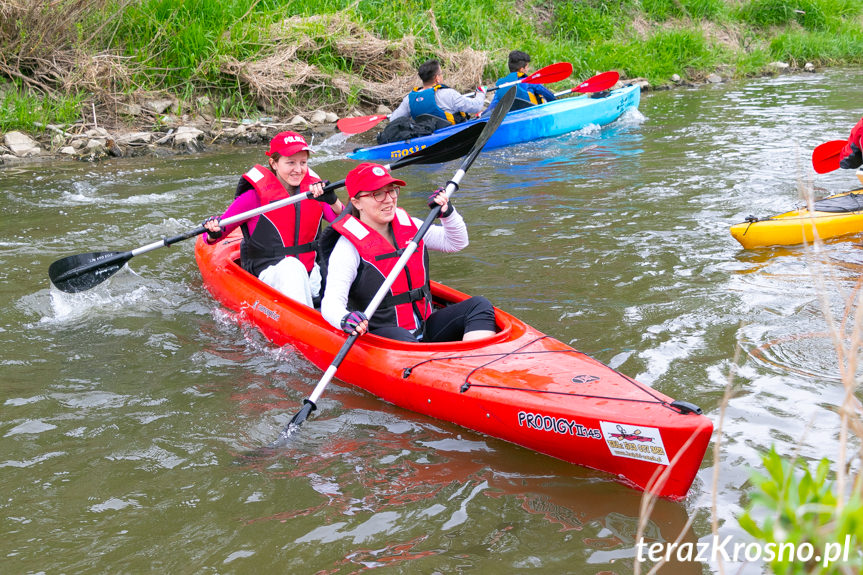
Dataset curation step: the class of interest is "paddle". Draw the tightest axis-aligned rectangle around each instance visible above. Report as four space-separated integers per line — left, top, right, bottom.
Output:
336 61 573 134
483 61 573 93
812 140 846 174
48 123 487 294
552 70 620 98
268 85 518 446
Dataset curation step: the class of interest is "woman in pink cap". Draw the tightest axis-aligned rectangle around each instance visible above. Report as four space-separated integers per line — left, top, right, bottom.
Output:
320 162 496 342
202 131 344 307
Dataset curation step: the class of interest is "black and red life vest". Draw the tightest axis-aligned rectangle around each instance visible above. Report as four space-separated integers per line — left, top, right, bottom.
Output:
331 209 432 333
841 118 863 167
237 165 324 277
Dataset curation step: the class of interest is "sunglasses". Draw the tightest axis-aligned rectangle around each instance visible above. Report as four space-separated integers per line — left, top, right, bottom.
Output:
356 185 400 202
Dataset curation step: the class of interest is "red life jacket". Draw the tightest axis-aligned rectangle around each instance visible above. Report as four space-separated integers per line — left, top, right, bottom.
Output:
239 165 323 277
331 209 432 333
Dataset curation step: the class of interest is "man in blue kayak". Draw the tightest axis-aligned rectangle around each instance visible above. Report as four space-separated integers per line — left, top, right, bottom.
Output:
485 50 556 114
387 59 486 132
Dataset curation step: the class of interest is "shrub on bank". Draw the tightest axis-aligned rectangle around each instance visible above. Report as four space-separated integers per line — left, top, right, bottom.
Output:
739 448 863 574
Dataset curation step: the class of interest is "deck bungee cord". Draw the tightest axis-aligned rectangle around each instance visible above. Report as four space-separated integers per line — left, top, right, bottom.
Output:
400 335 701 413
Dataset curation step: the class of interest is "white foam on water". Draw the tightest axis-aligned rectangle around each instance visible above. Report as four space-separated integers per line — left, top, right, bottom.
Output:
309 131 354 161
315 131 352 149
613 106 646 128
23 267 183 328
59 189 181 205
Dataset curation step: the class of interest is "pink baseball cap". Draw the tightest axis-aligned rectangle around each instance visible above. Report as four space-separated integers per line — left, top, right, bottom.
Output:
266 131 312 157
345 163 406 198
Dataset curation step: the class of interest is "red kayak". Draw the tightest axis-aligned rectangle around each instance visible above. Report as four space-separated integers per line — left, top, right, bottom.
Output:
196 231 713 499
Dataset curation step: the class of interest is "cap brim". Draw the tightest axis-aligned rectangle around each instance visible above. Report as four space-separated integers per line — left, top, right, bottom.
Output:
266 145 313 157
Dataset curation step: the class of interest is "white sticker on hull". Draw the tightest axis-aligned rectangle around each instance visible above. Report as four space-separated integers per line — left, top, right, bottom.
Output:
599 421 670 466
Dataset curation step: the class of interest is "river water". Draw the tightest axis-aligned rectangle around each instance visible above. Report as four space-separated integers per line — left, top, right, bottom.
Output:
3 69 862 574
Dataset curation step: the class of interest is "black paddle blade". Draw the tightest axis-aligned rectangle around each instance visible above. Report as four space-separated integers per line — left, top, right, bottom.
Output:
465 86 516 163
267 400 316 448
48 251 132 293
326 122 487 193
392 121 488 169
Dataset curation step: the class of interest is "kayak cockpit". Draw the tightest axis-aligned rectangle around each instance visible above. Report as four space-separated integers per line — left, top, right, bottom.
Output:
223 253 522 350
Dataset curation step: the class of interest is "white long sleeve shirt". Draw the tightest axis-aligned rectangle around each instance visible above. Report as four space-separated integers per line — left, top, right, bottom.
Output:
321 209 469 330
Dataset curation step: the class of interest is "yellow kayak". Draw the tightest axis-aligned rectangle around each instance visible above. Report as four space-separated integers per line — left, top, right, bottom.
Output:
730 188 863 249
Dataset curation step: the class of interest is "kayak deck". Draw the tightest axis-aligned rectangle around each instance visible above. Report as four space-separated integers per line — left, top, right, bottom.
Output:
196 232 712 499
730 188 863 249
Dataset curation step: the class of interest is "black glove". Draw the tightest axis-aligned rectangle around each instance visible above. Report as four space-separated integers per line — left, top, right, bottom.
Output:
340 310 368 334
202 215 222 240
427 187 454 218
313 183 339 205
840 143 863 170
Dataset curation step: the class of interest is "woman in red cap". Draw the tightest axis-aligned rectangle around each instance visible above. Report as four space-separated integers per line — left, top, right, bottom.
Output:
320 162 496 342
202 131 344 307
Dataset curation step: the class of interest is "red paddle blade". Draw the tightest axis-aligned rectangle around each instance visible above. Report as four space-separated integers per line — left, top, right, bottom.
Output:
574 70 620 93
812 140 846 174
523 62 574 85
337 114 389 134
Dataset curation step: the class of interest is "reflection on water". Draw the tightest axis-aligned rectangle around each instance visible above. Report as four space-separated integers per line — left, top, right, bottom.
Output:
4 69 863 573
231 420 700 574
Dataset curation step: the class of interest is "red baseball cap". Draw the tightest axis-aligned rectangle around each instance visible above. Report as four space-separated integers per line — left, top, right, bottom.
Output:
345 163 406 198
266 131 312 157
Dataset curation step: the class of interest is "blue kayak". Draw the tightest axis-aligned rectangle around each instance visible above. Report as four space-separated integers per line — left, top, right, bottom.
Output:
347 84 641 162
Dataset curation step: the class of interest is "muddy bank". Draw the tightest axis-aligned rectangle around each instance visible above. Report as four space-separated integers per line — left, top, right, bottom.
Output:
0 62 812 167
0 108 343 165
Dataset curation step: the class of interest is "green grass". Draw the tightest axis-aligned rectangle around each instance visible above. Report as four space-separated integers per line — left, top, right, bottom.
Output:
0 82 84 132
3 0 863 123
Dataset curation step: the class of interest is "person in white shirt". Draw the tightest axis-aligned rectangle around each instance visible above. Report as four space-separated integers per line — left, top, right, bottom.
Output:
389 59 486 129
321 162 496 342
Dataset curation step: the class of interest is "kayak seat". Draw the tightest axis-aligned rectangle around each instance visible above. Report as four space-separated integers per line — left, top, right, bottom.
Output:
813 192 863 213
510 98 535 111
431 291 502 334
231 253 502 334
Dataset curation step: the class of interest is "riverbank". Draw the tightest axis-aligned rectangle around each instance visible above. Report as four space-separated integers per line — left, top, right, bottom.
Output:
0 109 343 165
2 0 861 166
0 63 815 166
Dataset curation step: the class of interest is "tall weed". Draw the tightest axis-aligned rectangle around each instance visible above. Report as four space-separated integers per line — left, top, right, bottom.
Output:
0 84 83 132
